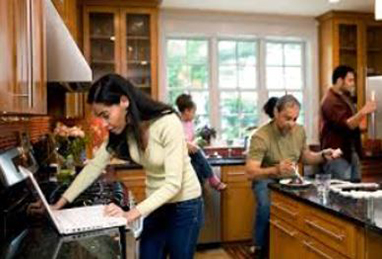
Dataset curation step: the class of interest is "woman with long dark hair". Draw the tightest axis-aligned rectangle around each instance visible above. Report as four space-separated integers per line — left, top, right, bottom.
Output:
53 74 203 258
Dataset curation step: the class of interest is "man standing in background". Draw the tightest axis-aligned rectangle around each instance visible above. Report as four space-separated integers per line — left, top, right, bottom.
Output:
320 65 377 181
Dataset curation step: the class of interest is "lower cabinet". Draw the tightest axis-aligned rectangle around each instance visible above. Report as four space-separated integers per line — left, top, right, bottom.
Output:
270 191 370 259
270 216 347 259
114 168 146 203
221 165 255 242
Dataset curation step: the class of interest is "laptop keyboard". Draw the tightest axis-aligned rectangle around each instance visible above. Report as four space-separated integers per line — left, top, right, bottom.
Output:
53 205 126 233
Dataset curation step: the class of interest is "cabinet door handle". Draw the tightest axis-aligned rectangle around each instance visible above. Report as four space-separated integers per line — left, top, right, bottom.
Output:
305 220 344 241
272 202 298 217
303 241 333 259
27 0 33 108
269 219 296 237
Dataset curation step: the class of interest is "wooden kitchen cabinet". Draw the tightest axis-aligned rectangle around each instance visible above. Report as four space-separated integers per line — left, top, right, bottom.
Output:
0 0 46 114
0 1 15 112
270 190 366 259
83 6 158 98
52 0 78 42
114 168 146 203
317 11 382 110
221 165 255 242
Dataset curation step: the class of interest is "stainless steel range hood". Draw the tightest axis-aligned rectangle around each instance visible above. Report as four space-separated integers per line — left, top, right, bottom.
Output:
46 0 92 82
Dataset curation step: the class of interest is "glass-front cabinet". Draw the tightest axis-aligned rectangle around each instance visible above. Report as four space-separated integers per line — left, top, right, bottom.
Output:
84 7 157 98
366 24 382 77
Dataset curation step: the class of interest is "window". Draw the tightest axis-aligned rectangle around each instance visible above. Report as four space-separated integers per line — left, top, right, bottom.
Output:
166 38 306 142
218 40 258 140
166 39 210 127
265 41 305 124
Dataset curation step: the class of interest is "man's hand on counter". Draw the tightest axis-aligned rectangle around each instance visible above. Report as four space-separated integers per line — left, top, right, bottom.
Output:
104 203 141 224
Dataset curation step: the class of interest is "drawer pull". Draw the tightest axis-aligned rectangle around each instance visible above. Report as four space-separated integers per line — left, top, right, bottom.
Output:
305 220 344 241
303 241 333 259
227 172 245 176
272 202 298 217
270 219 297 237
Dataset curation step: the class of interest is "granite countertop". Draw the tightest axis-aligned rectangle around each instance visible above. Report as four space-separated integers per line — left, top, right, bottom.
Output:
109 156 246 170
0 224 128 259
269 183 382 235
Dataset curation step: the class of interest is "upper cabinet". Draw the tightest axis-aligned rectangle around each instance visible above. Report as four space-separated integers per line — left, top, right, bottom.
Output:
0 0 46 115
317 11 382 109
83 6 158 98
52 0 78 42
0 1 14 111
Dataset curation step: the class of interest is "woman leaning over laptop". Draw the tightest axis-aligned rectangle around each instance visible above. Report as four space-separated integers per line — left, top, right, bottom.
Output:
52 74 203 259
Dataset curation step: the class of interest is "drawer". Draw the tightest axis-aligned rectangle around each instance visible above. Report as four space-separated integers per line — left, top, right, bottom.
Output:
221 166 249 183
302 205 356 258
271 192 301 227
301 234 348 259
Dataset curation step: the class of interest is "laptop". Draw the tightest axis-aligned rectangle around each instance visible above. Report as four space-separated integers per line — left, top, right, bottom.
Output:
19 166 142 236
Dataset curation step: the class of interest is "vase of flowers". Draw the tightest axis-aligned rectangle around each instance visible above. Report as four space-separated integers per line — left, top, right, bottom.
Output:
53 122 87 168
195 125 217 148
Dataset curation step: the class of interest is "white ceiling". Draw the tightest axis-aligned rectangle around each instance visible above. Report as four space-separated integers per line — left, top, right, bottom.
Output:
161 0 375 17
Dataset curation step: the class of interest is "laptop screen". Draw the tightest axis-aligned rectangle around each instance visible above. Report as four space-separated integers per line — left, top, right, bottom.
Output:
19 166 62 231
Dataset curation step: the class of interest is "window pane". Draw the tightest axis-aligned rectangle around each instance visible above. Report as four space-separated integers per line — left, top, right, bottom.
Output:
220 92 239 114
284 43 302 66
242 114 258 130
266 43 283 66
190 91 209 115
187 40 208 64
167 63 188 88
194 115 210 129
240 91 257 113
168 89 186 104
238 41 256 66
190 65 208 89
285 67 302 90
219 41 236 65
266 67 284 89
221 115 241 140
268 91 286 98
238 66 256 89
167 40 186 63
219 65 237 89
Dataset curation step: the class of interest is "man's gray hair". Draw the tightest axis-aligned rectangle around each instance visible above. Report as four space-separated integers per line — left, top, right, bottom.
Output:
275 94 301 112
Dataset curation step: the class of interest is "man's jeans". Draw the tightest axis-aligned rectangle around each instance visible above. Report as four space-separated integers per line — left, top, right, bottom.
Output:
139 197 204 259
323 151 360 181
252 179 275 249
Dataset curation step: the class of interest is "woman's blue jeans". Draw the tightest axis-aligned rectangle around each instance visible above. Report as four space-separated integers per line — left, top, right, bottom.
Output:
139 197 204 259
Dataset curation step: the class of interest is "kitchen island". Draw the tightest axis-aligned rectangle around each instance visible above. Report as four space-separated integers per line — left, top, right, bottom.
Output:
269 183 382 259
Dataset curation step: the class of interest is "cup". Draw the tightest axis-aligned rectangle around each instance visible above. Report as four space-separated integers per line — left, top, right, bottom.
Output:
315 174 331 193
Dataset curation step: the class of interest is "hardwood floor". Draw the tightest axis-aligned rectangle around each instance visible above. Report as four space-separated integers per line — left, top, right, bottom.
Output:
196 242 253 259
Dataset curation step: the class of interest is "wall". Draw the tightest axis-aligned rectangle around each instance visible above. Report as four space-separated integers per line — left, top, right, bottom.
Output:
158 8 320 143
0 116 51 151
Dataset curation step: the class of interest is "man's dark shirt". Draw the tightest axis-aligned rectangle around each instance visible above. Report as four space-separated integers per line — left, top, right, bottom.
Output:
320 88 362 162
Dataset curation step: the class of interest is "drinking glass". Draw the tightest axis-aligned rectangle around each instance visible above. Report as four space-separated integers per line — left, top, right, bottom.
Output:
315 174 331 193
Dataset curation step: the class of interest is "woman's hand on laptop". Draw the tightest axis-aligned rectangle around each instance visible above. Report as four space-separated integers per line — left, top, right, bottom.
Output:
51 197 68 210
104 203 141 223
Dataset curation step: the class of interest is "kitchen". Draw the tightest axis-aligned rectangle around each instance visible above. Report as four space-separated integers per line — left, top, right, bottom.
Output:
1 0 382 258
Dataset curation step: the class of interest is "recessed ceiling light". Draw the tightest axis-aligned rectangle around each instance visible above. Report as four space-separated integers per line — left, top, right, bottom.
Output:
329 0 340 3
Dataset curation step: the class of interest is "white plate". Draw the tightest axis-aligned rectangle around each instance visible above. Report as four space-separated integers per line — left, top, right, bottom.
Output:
279 178 312 187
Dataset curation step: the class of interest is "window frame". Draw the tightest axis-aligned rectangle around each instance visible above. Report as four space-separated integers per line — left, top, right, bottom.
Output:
165 36 308 141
